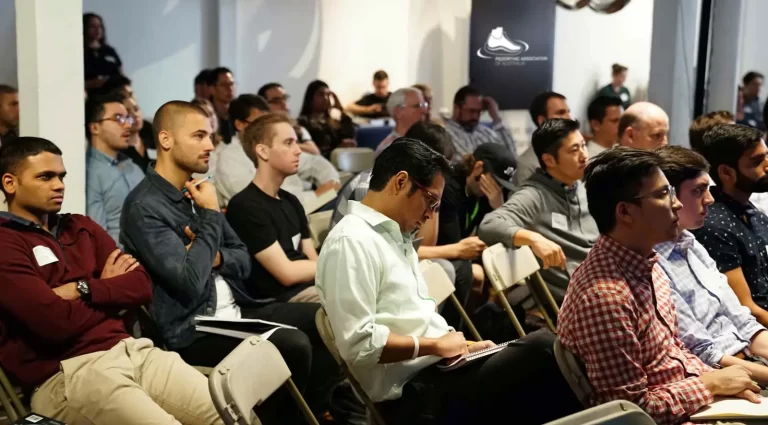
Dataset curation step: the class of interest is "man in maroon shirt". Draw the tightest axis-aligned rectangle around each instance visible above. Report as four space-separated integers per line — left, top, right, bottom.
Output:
0 137 221 424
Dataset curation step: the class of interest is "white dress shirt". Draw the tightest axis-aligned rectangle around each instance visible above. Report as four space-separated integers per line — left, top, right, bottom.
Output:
214 135 340 207
316 201 452 402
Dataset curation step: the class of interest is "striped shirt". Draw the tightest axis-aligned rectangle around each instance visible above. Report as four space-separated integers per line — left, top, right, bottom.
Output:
444 119 516 160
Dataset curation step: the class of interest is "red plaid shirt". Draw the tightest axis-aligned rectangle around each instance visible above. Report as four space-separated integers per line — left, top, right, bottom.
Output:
559 235 714 425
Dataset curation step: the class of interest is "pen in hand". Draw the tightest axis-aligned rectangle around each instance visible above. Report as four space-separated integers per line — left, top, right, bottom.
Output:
181 175 213 194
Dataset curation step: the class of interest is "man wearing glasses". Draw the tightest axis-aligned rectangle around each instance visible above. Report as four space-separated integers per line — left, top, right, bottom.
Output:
559 146 760 425
85 93 144 243
258 82 322 156
374 87 427 156
317 137 579 423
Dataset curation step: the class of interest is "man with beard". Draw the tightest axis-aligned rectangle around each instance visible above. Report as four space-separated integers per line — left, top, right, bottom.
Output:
444 86 516 159
693 124 768 327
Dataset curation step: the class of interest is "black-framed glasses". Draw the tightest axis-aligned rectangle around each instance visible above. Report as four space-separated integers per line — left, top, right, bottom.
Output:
410 179 440 212
268 94 290 105
98 114 135 126
632 184 677 204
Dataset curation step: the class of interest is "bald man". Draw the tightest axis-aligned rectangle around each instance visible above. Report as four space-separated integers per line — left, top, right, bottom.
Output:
618 101 669 150
120 101 343 424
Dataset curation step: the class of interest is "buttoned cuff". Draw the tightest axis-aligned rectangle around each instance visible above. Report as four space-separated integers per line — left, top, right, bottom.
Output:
351 323 391 367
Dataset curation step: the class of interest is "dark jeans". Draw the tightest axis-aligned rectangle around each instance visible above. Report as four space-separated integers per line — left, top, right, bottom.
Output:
177 302 343 425
375 329 581 425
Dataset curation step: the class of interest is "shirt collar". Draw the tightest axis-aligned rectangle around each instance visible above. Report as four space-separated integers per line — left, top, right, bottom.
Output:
655 230 695 259
597 234 659 279
145 164 185 202
88 146 131 166
0 211 60 233
348 200 413 242
711 186 758 217
446 118 476 134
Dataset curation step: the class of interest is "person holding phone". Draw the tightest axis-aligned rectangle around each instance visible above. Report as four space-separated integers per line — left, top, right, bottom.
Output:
444 86 516 160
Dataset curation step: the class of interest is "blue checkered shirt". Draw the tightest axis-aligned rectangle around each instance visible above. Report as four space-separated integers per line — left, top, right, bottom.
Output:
655 230 765 366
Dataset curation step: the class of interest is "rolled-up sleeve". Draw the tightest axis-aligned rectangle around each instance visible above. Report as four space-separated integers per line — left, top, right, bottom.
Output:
316 235 390 367
478 187 539 247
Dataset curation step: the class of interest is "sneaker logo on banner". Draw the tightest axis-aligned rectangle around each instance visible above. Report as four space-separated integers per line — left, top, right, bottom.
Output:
477 27 547 67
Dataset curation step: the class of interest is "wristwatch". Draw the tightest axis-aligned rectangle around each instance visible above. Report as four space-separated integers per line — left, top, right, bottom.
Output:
76 280 91 302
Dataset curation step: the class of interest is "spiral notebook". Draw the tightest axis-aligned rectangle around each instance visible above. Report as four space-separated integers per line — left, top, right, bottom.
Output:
437 340 513 372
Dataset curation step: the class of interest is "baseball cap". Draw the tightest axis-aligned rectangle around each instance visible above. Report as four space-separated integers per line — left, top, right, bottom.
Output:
473 143 517 191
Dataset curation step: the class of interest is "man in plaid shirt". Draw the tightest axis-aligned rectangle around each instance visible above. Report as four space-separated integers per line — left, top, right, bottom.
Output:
559 147 761 425
655 146 768 384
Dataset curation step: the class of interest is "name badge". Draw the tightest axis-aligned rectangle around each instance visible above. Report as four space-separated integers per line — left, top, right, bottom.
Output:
552 212 568 231
32 245 59 267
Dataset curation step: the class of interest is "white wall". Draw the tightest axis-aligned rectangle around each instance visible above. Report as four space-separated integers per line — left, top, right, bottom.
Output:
740 0 768 105
2 0 654 142
82 0 219 116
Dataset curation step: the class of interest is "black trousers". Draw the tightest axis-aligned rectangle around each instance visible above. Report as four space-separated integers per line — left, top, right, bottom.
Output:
177 302 342 425
375 329 582 425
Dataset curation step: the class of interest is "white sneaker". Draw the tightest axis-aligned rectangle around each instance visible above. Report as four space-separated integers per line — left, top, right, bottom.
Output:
485 27 522 53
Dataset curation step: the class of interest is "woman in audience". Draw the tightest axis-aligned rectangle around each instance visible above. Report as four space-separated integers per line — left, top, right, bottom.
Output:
121 96 151 171
83 13 124 94
297 80 357 159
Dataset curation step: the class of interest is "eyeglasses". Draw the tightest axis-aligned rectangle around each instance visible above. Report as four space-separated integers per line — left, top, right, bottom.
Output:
267 95 290 105
410 179 440 212
98 114 135 126
404 102 429 109
632 184 677 205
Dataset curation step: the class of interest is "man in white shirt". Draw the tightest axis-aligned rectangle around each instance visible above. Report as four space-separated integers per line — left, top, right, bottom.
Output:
375 87 427 156
586 96 623 158
317 138 580 424
215 94 340 207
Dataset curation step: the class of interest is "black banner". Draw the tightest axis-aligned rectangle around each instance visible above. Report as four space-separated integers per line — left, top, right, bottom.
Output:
469 0 556 110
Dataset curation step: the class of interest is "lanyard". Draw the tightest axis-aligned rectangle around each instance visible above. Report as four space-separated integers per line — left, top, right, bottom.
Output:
465 198 480 230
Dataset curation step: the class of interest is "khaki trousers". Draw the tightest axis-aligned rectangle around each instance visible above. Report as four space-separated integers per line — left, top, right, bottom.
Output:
288 286 321 303
31 338 223 425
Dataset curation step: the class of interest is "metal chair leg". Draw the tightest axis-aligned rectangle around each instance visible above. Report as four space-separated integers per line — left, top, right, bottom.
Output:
527 280 557 333
496 290 526 337
0 367 24 418
0 385 18 422
449 294 482 341
535 272 561 315
285 377 320 425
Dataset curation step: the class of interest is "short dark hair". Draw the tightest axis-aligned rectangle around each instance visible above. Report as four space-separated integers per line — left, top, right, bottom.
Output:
699 124 765 186
373 70 389 81
612 63 628 75
0 84 18 95
241 113 293 166
369 138 452 194
153 100 209 143
404 121 455 160
0 137 62 197
453 85 482 106
587 96 623 124
529 91 566 127
532 119 581 168
583 146 664 234
210 67 233 84
97 75 132 96
688 111 734 153
194 69 212 86
656 146 709 191
85 93 126 139
228 94 269 124
743 71 764 86
257 82 282 99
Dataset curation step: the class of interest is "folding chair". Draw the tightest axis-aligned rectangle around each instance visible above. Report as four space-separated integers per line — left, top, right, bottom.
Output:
553 337 593 408
307 210 333 249
209 335 319 425
338 171 354 187
419 260 482 341
331 148 375 173
543 400 654 425
482 243 560 336
0 366 27 422
315 308 387 425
